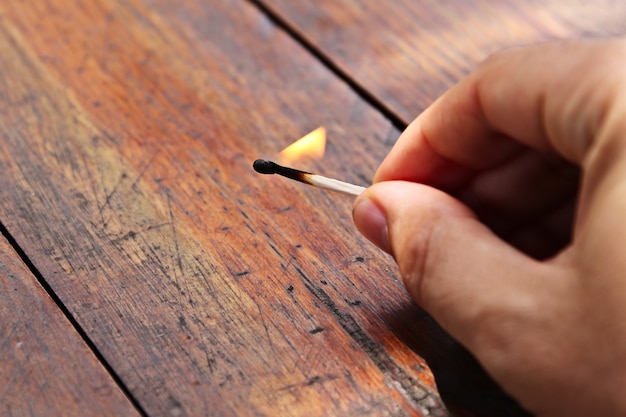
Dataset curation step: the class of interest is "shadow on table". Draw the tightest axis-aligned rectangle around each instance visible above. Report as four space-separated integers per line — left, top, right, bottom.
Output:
386 305 532 417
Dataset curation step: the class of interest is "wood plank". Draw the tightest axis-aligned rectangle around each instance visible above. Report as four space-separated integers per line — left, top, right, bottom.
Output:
0 232 141 416
0 1 481 416
259 0 626 123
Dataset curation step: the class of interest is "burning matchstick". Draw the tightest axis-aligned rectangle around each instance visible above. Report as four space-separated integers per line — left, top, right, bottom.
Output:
253 159 366 197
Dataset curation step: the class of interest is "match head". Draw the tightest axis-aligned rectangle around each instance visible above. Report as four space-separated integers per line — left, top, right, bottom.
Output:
253 159 278 174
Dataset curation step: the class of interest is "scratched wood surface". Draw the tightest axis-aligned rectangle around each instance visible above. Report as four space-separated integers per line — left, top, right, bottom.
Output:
0 0 622 416
0 0 443 416
0 232 141 416
259 0 626 124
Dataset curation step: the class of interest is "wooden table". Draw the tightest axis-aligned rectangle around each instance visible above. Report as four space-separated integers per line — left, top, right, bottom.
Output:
1 1 624 416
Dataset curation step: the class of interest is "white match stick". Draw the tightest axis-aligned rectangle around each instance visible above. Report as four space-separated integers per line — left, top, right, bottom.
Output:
304 174 366 196
253 159 366 197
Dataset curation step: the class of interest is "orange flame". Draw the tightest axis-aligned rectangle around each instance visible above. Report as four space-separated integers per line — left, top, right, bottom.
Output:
279 127 326 164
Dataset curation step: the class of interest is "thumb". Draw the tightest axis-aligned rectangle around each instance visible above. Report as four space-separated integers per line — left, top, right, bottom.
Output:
352 180 551 349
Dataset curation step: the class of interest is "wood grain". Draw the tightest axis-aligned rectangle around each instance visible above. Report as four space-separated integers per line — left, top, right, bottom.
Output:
0 232 141 416
4 0 614 416
0 0 453 416
259 0 626 124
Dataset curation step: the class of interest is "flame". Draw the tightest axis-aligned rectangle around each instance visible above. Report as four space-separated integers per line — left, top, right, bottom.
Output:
279 126 326 164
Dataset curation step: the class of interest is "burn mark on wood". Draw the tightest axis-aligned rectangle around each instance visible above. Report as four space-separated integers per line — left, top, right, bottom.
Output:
268 243 283 259
278 374 339 392
306 374 338 386
243 222 255 234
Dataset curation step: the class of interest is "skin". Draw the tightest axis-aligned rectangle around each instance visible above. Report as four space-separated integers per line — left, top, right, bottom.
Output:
352 39 626 416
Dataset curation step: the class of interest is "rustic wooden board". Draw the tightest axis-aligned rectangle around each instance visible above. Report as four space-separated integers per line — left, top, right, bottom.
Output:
259 0 626 124
0 232 141 416
0 0 474 416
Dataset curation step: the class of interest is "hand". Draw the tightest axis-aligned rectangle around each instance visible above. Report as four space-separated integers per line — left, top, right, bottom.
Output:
353 39 626 417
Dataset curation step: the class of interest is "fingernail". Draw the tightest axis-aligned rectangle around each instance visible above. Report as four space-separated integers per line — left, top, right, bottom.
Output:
353 196 391 254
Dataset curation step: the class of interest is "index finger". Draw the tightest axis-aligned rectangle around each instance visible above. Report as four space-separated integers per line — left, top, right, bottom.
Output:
375 39 626 187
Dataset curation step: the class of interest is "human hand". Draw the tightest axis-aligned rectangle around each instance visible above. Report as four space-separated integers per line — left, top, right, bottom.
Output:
353 39 626 417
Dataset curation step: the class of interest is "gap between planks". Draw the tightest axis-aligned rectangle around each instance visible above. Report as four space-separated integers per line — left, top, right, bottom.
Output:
0 221 151 417
247 0 409 131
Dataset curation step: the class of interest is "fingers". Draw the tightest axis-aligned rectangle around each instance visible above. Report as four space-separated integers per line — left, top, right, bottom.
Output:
352 181 550 344
353 39 626 416
352 181 574 414
358 38 626 335
375 39 626 187
458 148 579 247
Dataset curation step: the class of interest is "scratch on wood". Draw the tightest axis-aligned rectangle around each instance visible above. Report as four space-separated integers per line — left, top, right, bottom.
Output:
277 374 339 392
268 242 283 259
146 222 172 231
166 192 192 306
244 222 255 234
255 301 276 356
280 254 296 271
110 230 137 244
294 266 446 416
306 374 338 386
130 150 160 192
167 194 183 274
99 172 128 216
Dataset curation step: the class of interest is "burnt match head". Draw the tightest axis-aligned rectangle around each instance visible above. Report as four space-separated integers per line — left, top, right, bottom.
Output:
252 158 364 195
253 159 278 175
253 159 312 184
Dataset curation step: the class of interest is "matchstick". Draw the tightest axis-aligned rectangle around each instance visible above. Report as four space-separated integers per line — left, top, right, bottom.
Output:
253 159 366 197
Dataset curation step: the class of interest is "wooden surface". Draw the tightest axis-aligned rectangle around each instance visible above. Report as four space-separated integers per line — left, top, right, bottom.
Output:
0 232 141 416
0 1 624 416
260 0 626 124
